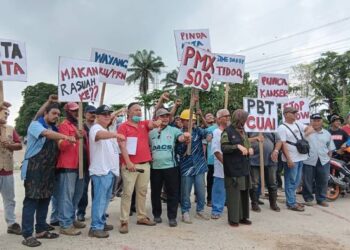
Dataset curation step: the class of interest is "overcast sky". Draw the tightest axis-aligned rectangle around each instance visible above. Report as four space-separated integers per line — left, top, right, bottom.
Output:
1 0 350 125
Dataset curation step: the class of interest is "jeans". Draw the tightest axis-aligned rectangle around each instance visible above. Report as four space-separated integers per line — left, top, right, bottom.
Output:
22 197 50 238
211 177 225 216
206 165 214 203
302 160 330 203
50 176 59 223
0 175 16 226
77 172 92 218
90 172 115 231
251 165 278 195
57 171 84 228
151 167 179 220
181 173 206 213
284 161 303 207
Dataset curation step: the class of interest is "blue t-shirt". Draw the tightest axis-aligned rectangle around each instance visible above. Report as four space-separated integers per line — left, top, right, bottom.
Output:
205 124 218 165
21 120 48 180
176 127 209 176
149 126 182 169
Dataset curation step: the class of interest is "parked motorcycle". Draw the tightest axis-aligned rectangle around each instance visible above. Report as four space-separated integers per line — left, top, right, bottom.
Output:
327 158 350 201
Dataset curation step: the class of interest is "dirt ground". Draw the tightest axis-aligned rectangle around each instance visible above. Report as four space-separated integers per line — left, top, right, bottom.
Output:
1 149 350 250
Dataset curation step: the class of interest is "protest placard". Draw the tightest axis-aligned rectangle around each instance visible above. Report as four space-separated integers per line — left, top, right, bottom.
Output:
244 97 278 133
174 29 211 61
91 48 129 85
58 57 100 102
282 98 310 124
214 53 245 83
177 44 216 91
257 73 288 102
0 39 27 81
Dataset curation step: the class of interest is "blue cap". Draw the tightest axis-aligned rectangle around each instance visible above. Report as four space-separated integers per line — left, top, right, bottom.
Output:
84 105 96 113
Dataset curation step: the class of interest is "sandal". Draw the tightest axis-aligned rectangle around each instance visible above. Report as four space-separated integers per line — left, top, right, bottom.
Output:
22 237 41 247
211 214 220 219
36 231 59 239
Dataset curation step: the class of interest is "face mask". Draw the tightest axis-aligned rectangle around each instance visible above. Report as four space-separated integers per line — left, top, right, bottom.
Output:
117 116 124 123
132 116 142 123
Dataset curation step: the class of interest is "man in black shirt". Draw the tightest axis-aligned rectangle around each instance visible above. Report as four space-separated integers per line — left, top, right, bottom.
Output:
328 113 348 156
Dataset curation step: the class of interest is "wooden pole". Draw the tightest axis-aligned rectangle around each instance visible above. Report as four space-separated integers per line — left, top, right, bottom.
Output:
224 83 229 109
186 88 196 155
195 89 200 127
99 82 106 106
259 132 265 195
0 81 6 141
78 102 84 179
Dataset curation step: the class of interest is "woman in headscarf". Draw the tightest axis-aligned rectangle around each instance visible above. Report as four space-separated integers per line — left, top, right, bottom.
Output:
221 109 253 227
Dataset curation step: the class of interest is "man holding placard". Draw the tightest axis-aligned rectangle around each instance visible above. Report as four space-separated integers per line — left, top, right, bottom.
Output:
56 102 87 236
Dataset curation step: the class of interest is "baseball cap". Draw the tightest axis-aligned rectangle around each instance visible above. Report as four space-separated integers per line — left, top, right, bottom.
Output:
155 108 170 117
84 105 96 113
96 105 113 115
310 113 322 120
64 102 79 111
283 106 298 114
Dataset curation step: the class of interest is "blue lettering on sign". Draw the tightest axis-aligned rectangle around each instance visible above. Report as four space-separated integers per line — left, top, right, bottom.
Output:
217 55 244 64
181 41 204 49
94 52 128 68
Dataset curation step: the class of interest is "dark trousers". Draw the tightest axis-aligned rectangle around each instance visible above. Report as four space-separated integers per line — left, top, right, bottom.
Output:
22 197 51 238
77 172 91 217
151 167 179 220
251 165 278 192
207 165 214 203
225 177 249 224
277 157 284 188
302 160 330 203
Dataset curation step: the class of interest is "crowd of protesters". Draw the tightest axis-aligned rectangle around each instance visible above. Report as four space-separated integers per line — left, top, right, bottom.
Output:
0 93 348 247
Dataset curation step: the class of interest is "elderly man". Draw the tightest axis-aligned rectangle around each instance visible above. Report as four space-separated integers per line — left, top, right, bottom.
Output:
277 107 314 212
303 113 335 207
0 103 22 235
211 109 230 219
21 103 75 247
88 105 125 238
149 108 190 227
118 102 162 234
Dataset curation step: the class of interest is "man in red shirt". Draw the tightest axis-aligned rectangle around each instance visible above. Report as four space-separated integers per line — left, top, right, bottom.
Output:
56 102 86 236
118 102 161 234
0 104 22 235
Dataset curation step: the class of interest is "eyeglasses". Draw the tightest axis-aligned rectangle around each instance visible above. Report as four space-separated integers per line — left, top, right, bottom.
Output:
219 115 231 118
4 111 10 116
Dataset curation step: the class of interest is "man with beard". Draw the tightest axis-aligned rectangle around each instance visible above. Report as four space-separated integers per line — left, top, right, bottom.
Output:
56 102 87 236
21 103 76 247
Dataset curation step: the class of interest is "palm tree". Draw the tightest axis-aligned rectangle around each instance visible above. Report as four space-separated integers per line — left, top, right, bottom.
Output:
161 69 183 94
126 50 165 95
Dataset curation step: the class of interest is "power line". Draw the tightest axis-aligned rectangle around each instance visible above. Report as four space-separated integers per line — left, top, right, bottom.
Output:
246 37 350 65
248 46 349 74
238 16 350 52
247 45 350 71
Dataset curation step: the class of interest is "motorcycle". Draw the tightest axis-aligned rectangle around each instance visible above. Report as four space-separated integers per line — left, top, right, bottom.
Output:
327 157 350 201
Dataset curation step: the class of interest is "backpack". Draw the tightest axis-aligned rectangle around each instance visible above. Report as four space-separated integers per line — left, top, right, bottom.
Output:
282 123 310 155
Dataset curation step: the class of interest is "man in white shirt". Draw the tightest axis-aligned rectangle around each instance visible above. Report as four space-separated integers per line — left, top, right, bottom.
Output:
277 107 314 212
210 109 230 219
303 113 335 207
88 105 125 238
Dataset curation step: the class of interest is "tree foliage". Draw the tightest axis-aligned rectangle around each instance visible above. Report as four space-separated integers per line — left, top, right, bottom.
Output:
126 49 165 95
15 82 58 136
